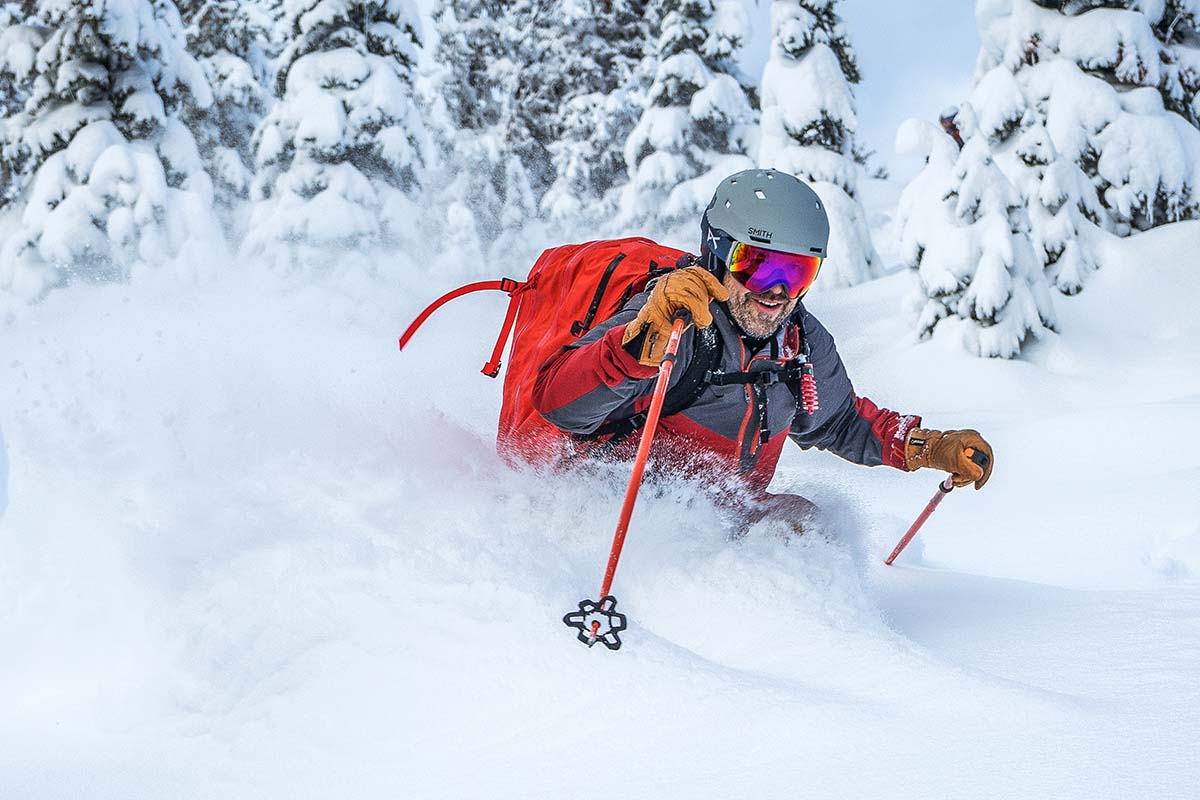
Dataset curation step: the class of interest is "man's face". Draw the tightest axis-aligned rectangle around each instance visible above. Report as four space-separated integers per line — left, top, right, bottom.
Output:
722 271 800 338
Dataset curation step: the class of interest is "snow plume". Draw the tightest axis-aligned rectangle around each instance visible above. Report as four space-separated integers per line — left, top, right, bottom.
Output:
242 0 428 273
0 0 224 305
895 104 1057 358
974 0 1200 234
758 0 879 287
618 0 756 233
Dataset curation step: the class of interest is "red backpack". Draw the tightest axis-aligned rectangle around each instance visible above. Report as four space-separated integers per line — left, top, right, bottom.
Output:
399 237 719 461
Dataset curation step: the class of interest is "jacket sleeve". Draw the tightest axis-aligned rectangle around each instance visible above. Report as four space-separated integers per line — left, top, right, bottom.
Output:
532 293 697 435
788 311 921 469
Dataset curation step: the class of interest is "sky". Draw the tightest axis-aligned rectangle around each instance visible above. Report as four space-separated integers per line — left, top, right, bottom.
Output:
743 0 981 181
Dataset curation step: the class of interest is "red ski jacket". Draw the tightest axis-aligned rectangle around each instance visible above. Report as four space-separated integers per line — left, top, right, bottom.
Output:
532 288 921 492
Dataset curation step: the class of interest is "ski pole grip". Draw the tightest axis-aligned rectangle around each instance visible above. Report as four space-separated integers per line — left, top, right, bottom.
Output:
966 447 990 469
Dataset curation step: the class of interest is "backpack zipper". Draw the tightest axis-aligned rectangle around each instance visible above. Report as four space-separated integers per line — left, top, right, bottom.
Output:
570 252 626 337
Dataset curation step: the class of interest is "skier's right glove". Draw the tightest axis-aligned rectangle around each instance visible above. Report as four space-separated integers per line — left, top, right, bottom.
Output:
622 267 729 366
904 428 994 489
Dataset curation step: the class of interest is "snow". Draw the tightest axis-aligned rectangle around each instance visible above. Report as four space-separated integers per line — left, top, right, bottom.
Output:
2 1 1199 794
1058 8 1161 87
0 21 41 79
0 423 6 521
2 195 1199 796
762 43 857 135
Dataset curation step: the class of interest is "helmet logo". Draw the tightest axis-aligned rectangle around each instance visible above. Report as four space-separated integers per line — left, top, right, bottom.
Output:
748 227 773 243
705 227 721 254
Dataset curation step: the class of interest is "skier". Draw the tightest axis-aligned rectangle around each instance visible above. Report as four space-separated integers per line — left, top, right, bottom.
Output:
532 169 994 525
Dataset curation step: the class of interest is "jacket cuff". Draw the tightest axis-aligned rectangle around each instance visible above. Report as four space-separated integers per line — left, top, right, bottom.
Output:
887 415 923 470
604 324 659 381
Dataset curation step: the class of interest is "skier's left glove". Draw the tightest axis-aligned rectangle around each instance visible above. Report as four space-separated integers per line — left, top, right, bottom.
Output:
904 428 994 489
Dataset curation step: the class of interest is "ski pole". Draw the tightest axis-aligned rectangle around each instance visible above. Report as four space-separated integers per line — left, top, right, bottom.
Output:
562 313 689 650
599 315 688 598
884 448 990 566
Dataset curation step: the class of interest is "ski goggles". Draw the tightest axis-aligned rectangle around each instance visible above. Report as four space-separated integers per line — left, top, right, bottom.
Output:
726 241 823 299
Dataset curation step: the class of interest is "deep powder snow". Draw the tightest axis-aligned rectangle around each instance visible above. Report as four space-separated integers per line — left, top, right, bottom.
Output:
1 219 1198 798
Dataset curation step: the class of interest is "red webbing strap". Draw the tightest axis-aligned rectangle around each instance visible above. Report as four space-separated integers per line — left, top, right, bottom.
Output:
482 282 525 377
399 279 525 377
399 280 509 352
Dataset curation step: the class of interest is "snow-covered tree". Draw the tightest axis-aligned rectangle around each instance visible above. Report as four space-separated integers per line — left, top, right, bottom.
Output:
896 104 1056 358
243 0 427 272
618 0 756 230
177 0 273 228
540 0 656 229
975 0 1200 234
0 0 224 304
757 0 879 287
0 3 38 205
434 0 656 252
1158 0 1200 127
969 67 1110 293
431 0 536 258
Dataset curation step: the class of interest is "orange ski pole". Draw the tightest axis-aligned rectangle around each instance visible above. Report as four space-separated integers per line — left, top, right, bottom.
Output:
598 315 688 599
562 314 689 650
885 447 990 566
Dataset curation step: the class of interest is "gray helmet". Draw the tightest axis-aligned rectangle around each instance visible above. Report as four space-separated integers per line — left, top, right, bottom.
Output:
700 169 829 269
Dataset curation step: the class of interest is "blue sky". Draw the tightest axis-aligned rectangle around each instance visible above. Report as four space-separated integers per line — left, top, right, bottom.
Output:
743 0 980 180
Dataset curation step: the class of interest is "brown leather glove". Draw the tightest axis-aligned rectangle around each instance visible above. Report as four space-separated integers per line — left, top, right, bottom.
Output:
904 428 994 489
621 267 729 366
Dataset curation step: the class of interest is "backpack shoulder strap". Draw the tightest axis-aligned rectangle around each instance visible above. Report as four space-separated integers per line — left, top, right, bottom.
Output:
578 320 722 448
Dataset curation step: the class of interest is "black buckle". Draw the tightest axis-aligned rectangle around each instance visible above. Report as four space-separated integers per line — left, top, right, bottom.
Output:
499 277 521 293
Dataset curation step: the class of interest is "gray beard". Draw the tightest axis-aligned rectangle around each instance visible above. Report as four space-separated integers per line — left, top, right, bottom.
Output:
726 293 797 338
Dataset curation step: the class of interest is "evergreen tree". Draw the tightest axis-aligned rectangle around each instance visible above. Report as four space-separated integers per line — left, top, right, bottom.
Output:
243 0 427 272
618 0 756 230
177 0 273 229
896 104 1056 358
540 0 656 228
0 0 223 303
975 0 1200 234
431 0 536 256
1157 0 1200 128
969 67 1110 294
758 0 879 287
435 0 656 250
0 3 39 205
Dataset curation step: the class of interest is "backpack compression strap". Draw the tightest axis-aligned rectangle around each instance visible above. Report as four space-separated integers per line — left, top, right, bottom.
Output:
398 278 525 377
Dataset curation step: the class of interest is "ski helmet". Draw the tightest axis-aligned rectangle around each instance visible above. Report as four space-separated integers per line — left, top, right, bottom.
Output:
700 169 830 281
